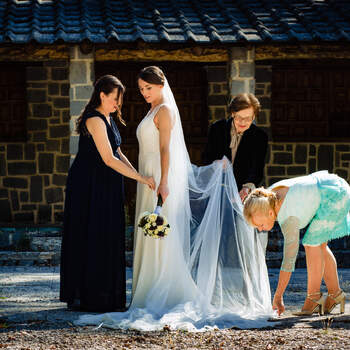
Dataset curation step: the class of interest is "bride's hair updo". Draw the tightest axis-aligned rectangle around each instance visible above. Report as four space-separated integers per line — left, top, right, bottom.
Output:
243 187 278 226
138 66 165 86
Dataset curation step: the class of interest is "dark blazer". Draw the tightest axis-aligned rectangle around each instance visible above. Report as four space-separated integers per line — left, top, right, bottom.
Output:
202 118 268 190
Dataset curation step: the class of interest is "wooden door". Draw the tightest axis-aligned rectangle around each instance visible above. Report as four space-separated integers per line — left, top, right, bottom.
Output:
329 69 350 138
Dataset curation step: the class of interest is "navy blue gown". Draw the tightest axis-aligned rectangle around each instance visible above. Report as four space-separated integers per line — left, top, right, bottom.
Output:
60 109 126 311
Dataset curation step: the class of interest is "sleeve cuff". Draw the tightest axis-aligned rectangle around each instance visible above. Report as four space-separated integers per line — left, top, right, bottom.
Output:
280 266 295 273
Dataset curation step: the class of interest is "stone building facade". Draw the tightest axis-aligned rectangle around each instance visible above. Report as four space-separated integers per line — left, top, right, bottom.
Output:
0 54 70 224
0 44 349 226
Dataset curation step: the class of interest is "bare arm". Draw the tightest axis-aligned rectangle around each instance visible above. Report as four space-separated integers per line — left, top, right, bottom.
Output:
275 270 292 297
154 105 173 202
273 216 300 315
118 147 137 171
273 270 292 315
86 117 155 189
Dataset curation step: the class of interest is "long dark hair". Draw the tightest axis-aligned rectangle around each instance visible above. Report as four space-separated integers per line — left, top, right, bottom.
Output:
138 66 165 85
76 75 126 135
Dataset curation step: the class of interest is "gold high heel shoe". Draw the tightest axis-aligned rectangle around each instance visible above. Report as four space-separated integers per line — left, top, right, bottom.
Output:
293 293 325 316
325 290 346 314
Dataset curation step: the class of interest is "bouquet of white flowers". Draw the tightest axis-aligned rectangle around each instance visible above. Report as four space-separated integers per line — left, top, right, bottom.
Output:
138 195 170 238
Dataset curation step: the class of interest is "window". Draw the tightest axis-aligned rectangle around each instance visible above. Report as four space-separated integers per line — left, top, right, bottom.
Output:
271 62 350 141
0 64 27 141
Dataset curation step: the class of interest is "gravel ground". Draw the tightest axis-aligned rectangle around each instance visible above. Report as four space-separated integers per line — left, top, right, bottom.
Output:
1 267 350 349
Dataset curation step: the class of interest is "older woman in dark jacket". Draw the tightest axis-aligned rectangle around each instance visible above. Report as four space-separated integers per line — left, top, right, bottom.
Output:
202 93 268 203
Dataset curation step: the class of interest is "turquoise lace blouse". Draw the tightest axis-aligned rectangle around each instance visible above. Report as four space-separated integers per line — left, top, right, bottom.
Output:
270 171 350 272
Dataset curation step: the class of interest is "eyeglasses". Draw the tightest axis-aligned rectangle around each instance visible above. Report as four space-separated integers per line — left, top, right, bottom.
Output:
234 114 254 124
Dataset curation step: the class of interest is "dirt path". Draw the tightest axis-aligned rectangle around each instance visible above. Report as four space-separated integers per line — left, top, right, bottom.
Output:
1 267 350 349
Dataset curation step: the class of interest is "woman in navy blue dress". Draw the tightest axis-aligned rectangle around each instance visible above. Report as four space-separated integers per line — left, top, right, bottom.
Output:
60 75 155 312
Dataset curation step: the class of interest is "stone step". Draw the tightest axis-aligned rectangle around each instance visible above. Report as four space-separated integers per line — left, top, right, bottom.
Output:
0 226 62 250
266 251 305 269
1 249 349 268
0 226 62 237
0 250 133 267
0 226 134 252
31 236 61 252
266 249 350 269
0 251 60 266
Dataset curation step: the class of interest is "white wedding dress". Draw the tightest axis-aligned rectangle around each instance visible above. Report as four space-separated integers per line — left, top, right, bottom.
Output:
76 81 274 331
132 103 199 312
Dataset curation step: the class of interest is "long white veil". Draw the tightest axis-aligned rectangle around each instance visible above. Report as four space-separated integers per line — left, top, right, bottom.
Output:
164 78 272 316
75 79 273 331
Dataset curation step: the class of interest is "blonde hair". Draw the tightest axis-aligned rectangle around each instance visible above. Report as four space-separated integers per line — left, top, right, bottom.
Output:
243 187 278 226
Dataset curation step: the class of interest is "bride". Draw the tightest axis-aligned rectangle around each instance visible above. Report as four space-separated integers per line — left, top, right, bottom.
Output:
76 66 273 331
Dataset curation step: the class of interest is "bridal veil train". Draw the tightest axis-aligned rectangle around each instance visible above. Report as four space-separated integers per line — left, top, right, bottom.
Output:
75 78 273 331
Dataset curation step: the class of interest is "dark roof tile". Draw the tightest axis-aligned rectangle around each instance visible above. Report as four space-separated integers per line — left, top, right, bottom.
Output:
0 0 349 44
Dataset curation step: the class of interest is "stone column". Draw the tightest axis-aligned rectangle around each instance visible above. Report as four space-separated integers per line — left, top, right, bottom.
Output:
229 47 255 97
205 65 229 123
254 64 272 128
69 46 95 159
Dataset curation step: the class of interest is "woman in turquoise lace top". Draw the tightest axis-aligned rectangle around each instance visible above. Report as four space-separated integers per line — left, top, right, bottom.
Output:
243 171 350 316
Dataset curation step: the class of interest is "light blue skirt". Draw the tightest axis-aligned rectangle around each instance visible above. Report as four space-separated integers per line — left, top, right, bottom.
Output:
302 171 350 246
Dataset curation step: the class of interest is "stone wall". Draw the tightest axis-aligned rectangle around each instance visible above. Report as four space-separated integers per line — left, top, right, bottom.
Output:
0 61 70 224
265 143 350 185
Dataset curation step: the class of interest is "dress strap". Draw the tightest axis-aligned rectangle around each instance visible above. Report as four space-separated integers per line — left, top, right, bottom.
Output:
150 103 171 116
84 109 106 121
150 103 174 124
81 109 109 135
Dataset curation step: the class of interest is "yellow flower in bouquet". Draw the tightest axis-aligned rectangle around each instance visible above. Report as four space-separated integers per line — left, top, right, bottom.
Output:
138 195 170 239
148 213 157 222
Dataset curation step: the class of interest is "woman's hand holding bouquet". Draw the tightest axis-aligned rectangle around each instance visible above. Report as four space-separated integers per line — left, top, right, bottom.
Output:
138 195 170 238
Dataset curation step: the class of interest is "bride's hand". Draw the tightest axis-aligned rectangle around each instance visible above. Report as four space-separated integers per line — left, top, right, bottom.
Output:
141 176 156 190
157 183 169 203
